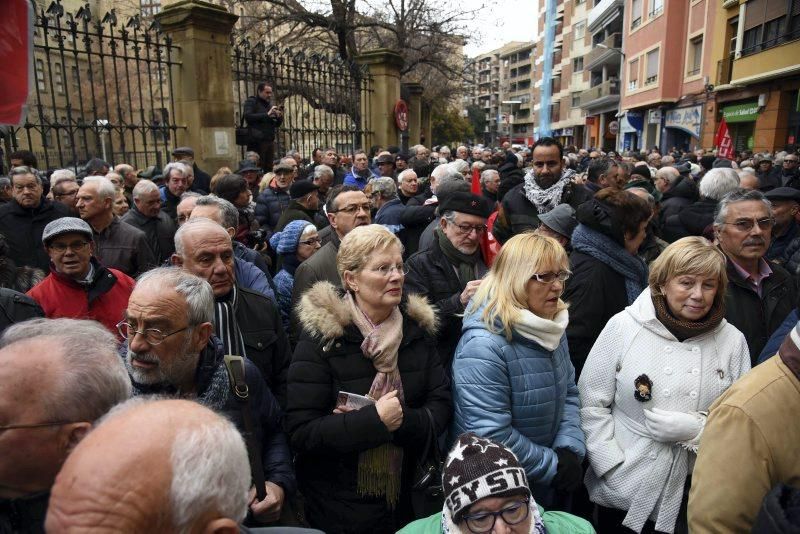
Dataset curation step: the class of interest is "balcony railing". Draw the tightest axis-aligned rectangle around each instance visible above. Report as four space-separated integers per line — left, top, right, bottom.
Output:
579 79 620 108
585 33 623 71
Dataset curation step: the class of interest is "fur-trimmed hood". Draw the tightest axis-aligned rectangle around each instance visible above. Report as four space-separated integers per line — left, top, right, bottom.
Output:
297 281 438 342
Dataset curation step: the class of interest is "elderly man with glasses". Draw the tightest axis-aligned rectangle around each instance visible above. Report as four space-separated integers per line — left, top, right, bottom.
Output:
0 318 131 533
26 217 135 337
405 191 493 369
714 189 796 363
0 166 70 271
780 153 800 188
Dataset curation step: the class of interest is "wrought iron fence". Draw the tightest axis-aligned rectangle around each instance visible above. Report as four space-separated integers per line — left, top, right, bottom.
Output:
4 0 182 173
231 39 374 160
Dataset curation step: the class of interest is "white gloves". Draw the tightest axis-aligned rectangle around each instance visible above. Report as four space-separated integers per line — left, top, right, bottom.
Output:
644 408 704 445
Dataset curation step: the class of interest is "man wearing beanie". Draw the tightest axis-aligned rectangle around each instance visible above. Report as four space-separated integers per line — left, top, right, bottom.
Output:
27 217 135 336
274 179 327 232
398 433 594 534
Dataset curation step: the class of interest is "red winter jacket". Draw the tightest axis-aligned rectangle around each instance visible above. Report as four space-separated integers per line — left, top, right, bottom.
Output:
27 259 135 337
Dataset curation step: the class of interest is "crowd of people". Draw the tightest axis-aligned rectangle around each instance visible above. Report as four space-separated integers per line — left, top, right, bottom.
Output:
0 130 799 534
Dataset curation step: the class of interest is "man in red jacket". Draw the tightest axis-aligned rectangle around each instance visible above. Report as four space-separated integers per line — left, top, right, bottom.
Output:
27 217 135 336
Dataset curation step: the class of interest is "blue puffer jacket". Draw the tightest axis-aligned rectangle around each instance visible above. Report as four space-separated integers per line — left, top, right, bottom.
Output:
451 305 585 499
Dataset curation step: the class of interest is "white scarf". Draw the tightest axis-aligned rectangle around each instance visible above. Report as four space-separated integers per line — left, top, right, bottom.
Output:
512 306 568 352
522 169 574 214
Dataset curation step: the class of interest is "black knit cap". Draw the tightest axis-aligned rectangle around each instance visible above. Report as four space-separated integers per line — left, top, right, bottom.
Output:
443 433 529 523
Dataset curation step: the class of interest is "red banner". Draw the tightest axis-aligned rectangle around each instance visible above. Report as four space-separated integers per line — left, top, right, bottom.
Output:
0 0 33 125
715 117 735 160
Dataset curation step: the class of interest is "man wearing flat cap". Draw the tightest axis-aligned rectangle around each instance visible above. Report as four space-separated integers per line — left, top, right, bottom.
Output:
274 179 326 231
375 153 396 178
405 191 493 369
234 159 263 198
535 203 577 248
765 187 800 263
26 217 135 336
171 146 211 194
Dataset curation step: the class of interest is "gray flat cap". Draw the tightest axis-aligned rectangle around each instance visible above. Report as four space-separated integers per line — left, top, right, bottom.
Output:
42 217 94 245
538 203 577 239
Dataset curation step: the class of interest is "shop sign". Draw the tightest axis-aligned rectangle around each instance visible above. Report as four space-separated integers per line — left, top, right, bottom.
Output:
664 105 702 138
620 111 643 134
648 109 662 124
722 102 759 124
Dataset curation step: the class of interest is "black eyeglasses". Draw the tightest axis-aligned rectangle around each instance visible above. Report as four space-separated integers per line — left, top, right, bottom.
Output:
116 321 189 345
720 217 775 232
450 222 488 235
530 270 571 283
299 237 321 246
462 497 530 534
48 241 90 253
0 421 74 433
785 159 799 164
332 203 371 214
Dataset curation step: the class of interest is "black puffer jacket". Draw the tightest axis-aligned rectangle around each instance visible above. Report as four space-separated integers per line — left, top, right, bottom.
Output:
660 198 717 243
128 336 296 495
120 205 177 263
0 200 69 270
752 484 800 533
723 257 796 365
287 282 451 534
0 288 43 335
658 176 698 229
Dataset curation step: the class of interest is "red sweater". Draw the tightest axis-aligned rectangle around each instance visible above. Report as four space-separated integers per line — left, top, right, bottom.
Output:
27 261 135 337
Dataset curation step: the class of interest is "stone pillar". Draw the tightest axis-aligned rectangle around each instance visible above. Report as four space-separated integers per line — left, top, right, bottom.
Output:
357 49 403 150
404 82 424 146
156 1 238 173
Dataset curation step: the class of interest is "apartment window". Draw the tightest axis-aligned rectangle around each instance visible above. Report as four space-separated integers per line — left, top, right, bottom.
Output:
687 36 703 76
628 58 639 90
35 59 46 91
763 16 785 46
741 26 761 54
571 92 581 107
645 48 660 84
649 0 664 18
631 0 643 28
574 21 586 40
573 56 584 72
54 63 64 94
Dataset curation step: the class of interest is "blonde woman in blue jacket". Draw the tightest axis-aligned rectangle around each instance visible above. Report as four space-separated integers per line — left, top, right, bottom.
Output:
451 233 586 506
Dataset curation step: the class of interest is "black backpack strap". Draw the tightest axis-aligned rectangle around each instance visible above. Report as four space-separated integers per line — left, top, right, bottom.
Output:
224 354 267 500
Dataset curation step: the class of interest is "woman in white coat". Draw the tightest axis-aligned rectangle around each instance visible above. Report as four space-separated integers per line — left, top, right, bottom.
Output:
578 237 750 534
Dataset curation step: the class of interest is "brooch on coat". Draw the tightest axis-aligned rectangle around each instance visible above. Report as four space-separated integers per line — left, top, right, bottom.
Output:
634 374 652 402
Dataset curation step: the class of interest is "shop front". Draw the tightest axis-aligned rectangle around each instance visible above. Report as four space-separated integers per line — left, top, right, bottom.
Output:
663 105 703 153
721 101 759 152
619 111 644 152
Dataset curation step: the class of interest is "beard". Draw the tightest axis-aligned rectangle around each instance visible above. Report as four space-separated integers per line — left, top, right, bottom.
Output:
125 333 199 390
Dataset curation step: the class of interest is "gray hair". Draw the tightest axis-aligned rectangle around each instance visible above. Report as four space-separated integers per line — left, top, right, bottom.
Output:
0 318 132 422
480 169 499 185
397 169 416 184
163 162 187 180
51 169 77 187
10 166 42 185
0 177 9 188
244 151 260 162
626 187 656 210
655 167 680 187
439 146 451 155
699 168 741 201
436 168 467 191
313 164 334 180
114 163 134 176
194 195 239 230
713 189 773 227
132 179 158 199
449 159 470 175
174 217 231 258
136 267 214 326
180 191 202 200
171 414 250 530
370 177 397 199
82 176 117 201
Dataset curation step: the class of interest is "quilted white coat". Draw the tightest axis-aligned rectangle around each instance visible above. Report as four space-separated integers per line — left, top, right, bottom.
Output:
577 288 750 533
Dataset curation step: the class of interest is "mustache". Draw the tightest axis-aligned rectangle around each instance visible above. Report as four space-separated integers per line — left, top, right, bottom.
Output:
128 350 160 364
743 237 766 246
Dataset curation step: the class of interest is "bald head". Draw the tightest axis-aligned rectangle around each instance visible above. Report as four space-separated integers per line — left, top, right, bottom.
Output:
46 399 250 533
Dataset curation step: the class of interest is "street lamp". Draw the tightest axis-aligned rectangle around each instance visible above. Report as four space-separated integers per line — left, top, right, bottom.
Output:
596 43 626 58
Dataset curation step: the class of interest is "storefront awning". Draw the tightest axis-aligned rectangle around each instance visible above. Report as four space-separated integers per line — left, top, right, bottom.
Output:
664 105 702 138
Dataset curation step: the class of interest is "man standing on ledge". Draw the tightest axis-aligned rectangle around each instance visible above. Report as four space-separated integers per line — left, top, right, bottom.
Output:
244 82 283 172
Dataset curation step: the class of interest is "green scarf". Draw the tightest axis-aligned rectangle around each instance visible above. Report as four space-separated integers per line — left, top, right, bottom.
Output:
435 227 481 291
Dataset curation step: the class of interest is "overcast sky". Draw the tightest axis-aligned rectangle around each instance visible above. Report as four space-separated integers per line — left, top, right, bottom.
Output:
462 1 538 57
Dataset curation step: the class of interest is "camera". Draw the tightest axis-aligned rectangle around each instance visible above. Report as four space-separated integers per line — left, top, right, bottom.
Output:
248 228 269 248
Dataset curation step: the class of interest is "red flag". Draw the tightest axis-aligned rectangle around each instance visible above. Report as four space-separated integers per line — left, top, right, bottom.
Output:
471 167 481 195
0 0 33 125
715 117 735 160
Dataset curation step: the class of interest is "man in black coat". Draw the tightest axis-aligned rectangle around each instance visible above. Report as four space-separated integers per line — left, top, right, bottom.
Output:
0 166 69 271
779 153 800 188
494 137 591 244
171 146 211 194
405 192 493 369
121 180 177 263
715 189 796 363
661 167 739 242
243 82 284 172
172 219 291 407
122 267 295 522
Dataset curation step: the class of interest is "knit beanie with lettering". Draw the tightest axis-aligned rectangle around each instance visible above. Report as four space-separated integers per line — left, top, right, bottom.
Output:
442 432 544 532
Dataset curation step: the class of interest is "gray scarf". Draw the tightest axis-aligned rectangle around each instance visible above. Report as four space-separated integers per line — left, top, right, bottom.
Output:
522 168 575 214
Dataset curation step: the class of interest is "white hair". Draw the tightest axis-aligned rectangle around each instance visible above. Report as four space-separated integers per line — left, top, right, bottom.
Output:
194 195 239 230
449 159 469 175
480 169 499 185
699 168 741 201
171 416 251 531
313 164 334 180
82 176 117 201
0 318 132 422
656 167 680 187
164 162 188 180
136 267 214 326
396 169 416 184
51 169 77 187
132 179 158 199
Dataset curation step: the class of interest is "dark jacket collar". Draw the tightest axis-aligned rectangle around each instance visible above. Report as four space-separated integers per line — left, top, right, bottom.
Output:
0 491 49 533
777 330 800 381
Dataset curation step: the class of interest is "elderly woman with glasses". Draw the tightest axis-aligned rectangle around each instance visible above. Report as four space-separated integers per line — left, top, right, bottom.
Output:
287 224 451 534
269 220 321 331
578 237 750 534
450 233 586 507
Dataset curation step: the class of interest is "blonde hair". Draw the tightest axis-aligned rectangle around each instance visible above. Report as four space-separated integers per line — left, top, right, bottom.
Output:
648 236 728 304
337 224 403 290
259 172 275 193
470 233 568 340
210 167 232 192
